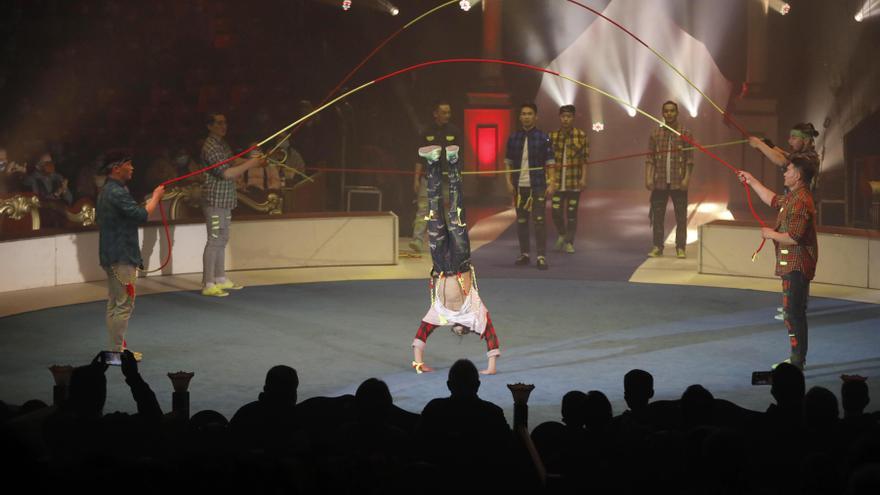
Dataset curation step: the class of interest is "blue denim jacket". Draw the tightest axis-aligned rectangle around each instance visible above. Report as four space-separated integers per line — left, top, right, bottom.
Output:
96 178 147 268
504 127 556 188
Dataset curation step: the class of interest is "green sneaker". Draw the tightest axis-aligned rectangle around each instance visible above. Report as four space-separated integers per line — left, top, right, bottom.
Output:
676 248 686 259
201 285 229 297
216 279 243 290
647 246 663 258
564 242 575 254
554 235 565 251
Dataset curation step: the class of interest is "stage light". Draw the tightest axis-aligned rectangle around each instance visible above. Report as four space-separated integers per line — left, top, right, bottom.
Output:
592 122 604 132
342 0 351 11
855 0 879 21
460 1 472 12
391 8 399 16
627 107 637 117
780 3 791 15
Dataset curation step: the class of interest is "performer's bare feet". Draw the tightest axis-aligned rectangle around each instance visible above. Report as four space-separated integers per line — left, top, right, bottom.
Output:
480 356 497 375
412 361 435 374
412 348 434 374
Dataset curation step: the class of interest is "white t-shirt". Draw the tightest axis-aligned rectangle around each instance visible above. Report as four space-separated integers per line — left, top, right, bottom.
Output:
421 285 489 336
518 139 531 188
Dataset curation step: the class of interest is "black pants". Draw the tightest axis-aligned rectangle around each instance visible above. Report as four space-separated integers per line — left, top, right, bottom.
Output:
782 271 810 367
515 186 547 257
551 190 581 243
650 188 687 250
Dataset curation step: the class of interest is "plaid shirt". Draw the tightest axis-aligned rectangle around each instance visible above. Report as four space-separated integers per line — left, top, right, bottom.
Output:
646 125 693 190
96 178 148 268
504 127 555 188
201 134 237 209
549 127 589 191
771 187 818 280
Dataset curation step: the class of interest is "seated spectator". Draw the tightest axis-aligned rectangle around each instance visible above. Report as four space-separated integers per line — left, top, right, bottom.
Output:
42 350 162 464
23 153 73 205
144 147 178 188
0 146 28 194
680 384 714 430
229 364 303 455
238 143 282 193
172 146 203 183
530 390 587 477
72 155 104 201
329 378 413 492
416 358 511 485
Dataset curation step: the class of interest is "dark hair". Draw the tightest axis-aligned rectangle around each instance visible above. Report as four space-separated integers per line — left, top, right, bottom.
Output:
520 102 538 114
559 104 576 115
791 122 819 139
204 112 225 127
662 100 678 111
432 99 451 111
790 155 818 187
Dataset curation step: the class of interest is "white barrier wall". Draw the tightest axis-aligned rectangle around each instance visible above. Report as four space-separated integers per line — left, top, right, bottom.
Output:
0 213 398 293
700 221 878 289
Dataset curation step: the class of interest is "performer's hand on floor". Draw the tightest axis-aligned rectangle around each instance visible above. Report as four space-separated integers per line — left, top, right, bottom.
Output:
480 356 497 375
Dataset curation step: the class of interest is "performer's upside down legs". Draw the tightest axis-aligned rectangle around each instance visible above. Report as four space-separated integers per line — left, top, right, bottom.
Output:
410 136 501 375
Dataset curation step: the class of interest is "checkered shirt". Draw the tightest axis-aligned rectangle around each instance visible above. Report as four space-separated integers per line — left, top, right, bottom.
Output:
201 134 237 209
549 127 589 191
646 125 693 189
771 187 818 280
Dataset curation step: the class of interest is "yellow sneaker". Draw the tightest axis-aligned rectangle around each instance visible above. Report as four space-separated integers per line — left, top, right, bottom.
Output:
216 279 243 290
201 285 229 297
647 246 663 257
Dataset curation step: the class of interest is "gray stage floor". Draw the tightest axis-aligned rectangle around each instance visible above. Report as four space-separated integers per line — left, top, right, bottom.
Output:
1 278 878 427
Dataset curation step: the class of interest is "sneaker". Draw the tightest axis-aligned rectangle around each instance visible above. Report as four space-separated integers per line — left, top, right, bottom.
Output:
647 246 663 257
676 248 686 259
536 256 549 270
514 254 530 266
216 279 243 290
564 242 575 254
554 235 565 251
201 285 229 297
408 239 423 253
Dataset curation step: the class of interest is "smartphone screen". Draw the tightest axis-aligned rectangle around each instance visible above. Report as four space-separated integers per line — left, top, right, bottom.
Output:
751 371 772 386
101 351 122 366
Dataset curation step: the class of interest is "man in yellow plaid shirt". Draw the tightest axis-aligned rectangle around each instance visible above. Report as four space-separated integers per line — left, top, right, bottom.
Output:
548 105 589 254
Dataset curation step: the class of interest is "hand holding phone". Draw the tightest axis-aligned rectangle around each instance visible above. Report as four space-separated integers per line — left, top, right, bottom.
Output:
101 351 123 366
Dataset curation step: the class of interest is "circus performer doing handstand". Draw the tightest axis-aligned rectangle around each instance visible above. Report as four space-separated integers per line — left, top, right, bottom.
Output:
410 126 500 375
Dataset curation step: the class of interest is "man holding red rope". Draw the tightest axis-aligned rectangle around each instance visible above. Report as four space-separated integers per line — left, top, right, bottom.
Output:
738 156 819 370
96 151 165 357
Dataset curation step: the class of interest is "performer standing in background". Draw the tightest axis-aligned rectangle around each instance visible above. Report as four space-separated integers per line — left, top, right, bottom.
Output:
646 101 693 259
549 104 589 254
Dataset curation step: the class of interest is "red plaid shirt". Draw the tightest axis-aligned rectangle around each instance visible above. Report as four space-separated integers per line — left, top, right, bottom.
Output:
771 187 818 280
